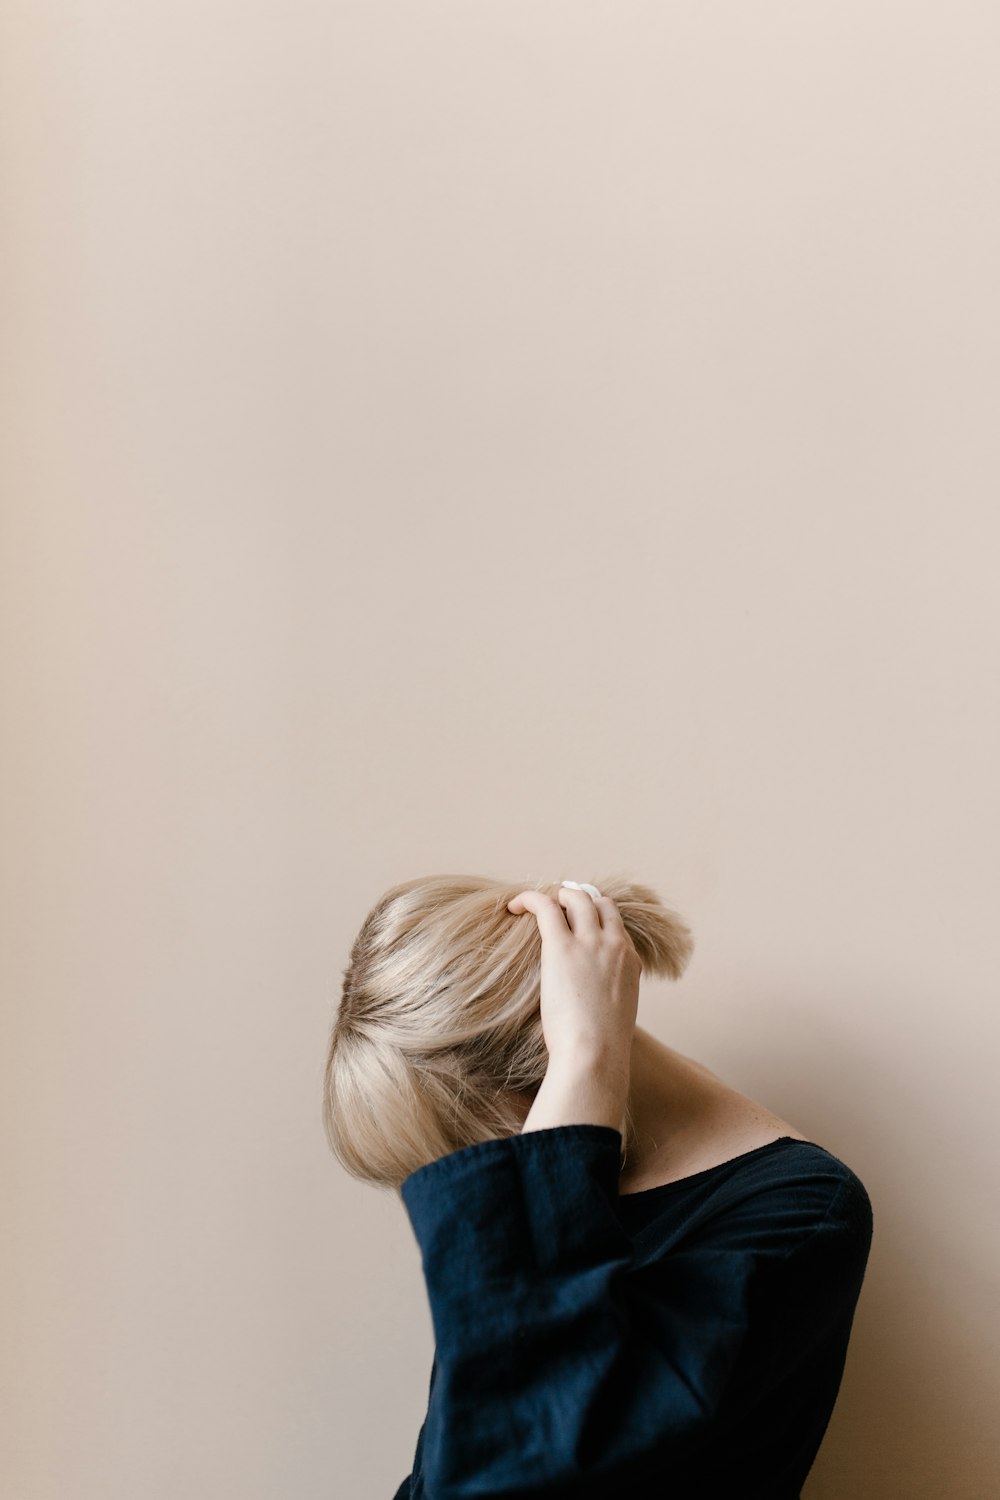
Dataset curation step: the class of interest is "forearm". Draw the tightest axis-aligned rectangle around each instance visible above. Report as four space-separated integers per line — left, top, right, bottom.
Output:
521 1045 631 1134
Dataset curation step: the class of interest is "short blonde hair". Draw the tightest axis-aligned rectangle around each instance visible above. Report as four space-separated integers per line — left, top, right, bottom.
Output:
323 873 694 1191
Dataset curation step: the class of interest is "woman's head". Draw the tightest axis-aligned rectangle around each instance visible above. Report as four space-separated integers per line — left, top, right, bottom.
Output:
323 873 694 1191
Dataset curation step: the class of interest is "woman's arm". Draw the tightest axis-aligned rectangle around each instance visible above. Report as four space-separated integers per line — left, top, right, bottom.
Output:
512 884 638 1136
520 1043 629 1134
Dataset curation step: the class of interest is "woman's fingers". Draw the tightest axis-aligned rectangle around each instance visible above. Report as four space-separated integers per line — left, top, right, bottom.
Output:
593 894 626 935
506 889 572 941
507 884 605 937
556 884 603 935
507 884 640 1071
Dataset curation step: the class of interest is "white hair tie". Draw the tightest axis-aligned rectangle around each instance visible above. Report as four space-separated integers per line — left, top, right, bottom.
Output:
561 881 603 900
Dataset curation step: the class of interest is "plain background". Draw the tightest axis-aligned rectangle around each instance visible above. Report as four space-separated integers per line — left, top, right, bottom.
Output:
2 4 998 1497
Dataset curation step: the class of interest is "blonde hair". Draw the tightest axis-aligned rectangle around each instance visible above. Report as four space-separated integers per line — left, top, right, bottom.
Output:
323 873 694 1191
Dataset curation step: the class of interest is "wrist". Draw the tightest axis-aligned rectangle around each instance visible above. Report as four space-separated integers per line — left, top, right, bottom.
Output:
546 1037 632 1086
522 1043 632 1135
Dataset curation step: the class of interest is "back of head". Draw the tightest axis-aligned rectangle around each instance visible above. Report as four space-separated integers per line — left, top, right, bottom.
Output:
323 873 694 1192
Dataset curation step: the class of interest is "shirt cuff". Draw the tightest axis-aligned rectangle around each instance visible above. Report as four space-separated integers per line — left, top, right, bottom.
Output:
400 1123 628 1281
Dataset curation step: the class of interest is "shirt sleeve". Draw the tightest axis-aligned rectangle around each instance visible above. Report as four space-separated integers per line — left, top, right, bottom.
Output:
399 1124 801 1499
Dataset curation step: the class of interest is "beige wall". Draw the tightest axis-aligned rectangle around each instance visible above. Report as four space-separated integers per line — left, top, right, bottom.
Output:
3 5 998 1497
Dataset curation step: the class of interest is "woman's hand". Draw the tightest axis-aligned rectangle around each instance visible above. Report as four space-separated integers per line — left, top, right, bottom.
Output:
506 885 643 1134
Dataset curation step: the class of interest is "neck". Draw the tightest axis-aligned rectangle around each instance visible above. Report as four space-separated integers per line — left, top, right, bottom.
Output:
511 1026 802 1190
508 1027 732 1179
618 1026 728 1184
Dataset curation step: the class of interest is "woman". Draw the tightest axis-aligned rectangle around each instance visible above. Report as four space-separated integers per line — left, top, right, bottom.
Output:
324 874 873 1499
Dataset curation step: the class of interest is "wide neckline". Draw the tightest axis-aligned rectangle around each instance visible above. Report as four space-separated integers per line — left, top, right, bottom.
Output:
616 1135 821 1201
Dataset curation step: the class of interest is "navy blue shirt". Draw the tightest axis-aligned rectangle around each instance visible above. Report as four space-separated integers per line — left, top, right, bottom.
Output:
392 1127 873 1500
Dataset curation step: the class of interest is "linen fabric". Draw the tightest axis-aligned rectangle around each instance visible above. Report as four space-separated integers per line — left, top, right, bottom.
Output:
390 1127 873 1499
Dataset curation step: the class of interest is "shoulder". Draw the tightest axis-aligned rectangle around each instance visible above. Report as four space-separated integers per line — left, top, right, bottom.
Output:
665 1140 874 1263
742 1137 870 1202
732 1139 870 1223
781 1141 874 1259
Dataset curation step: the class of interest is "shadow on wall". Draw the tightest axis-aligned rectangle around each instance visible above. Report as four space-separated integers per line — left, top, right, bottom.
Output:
747 1007 1000 1499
